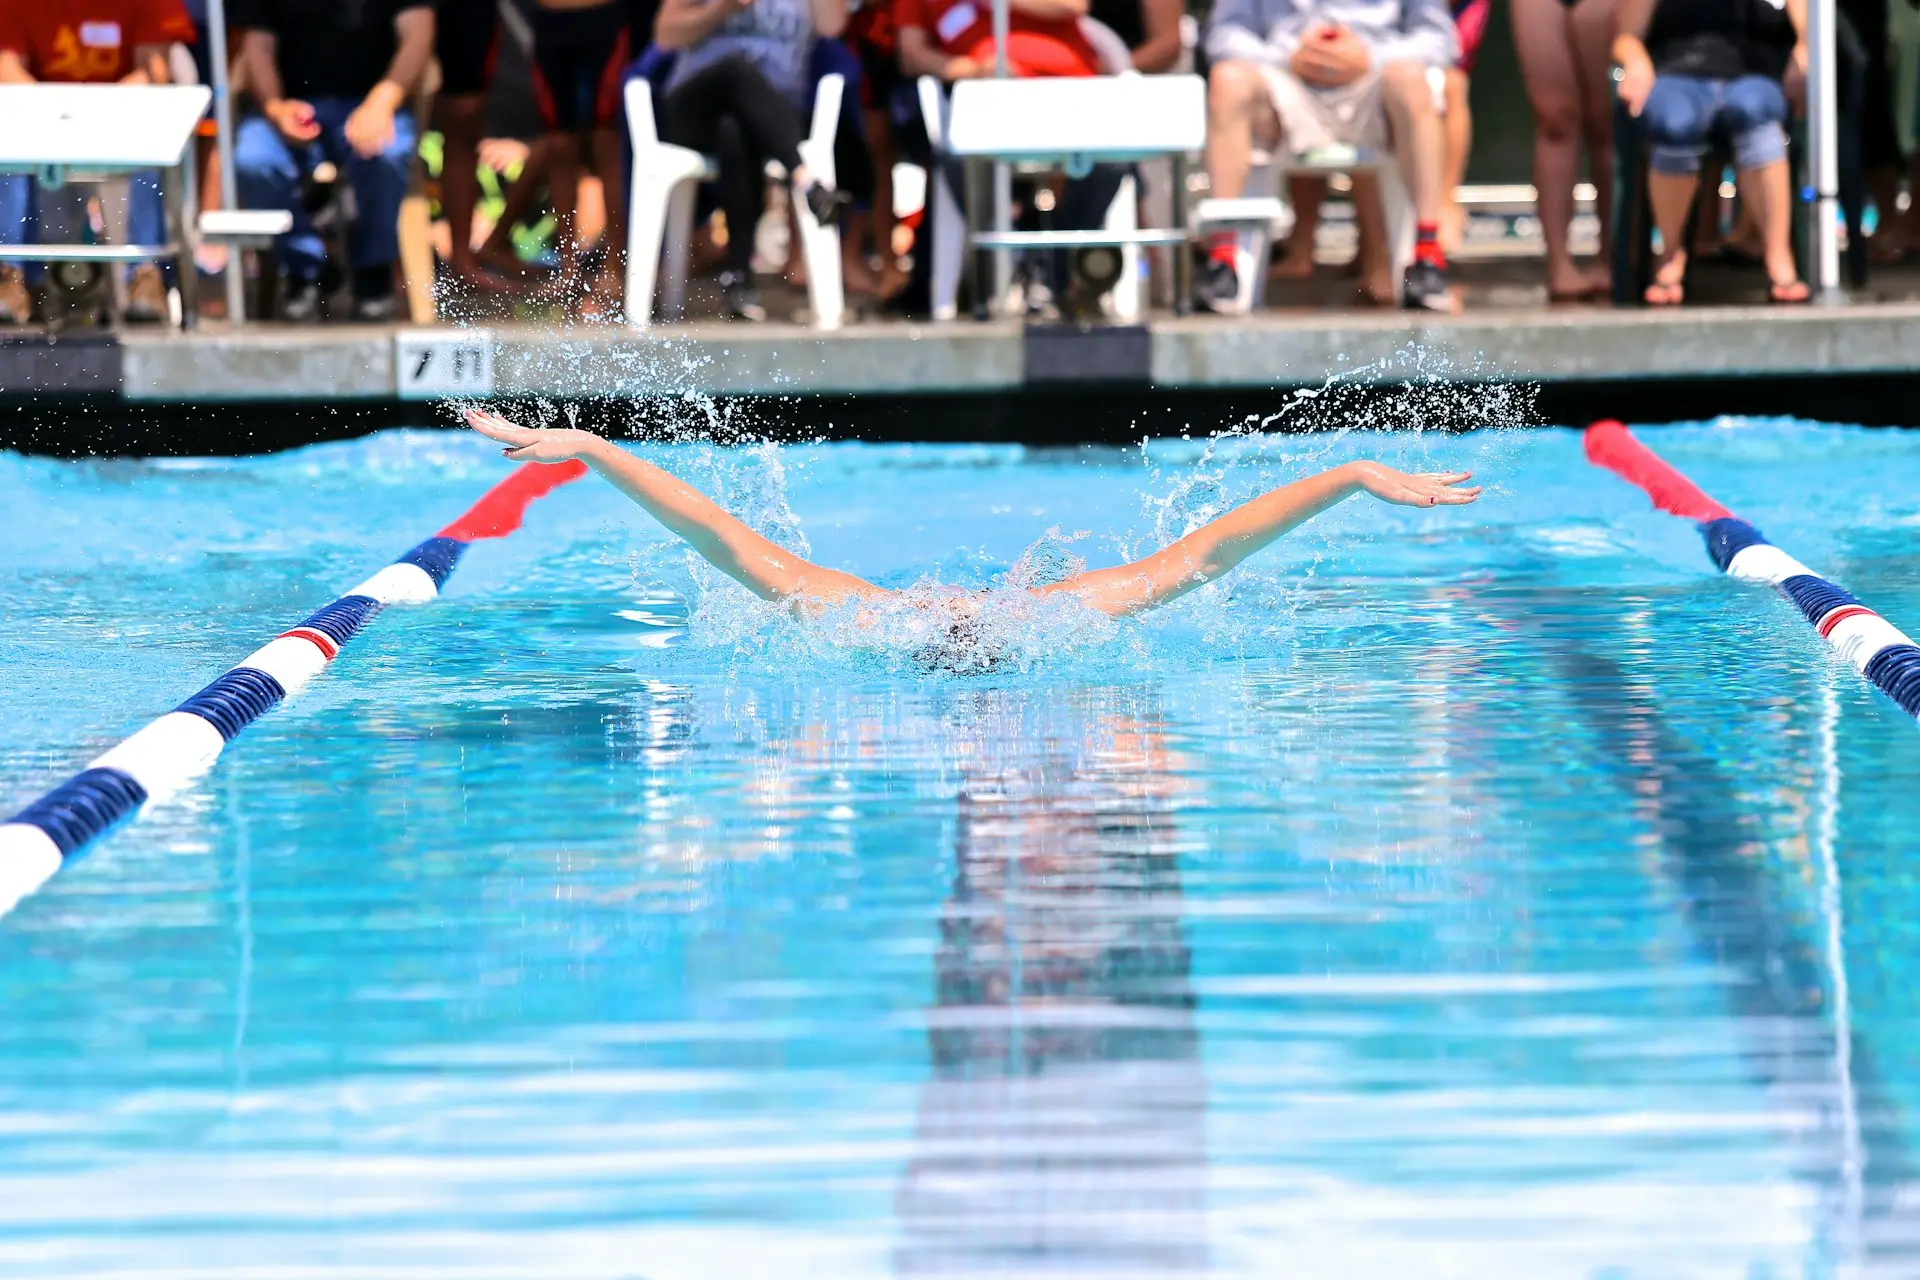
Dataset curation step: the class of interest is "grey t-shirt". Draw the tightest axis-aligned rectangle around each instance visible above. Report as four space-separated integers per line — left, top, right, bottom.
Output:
666 0 814 108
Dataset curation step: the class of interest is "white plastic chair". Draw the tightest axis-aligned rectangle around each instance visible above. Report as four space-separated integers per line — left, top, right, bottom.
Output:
915 16 1146 322
624 74 847 329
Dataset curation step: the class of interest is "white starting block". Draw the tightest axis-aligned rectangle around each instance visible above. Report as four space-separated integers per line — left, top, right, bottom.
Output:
0 84 211 329
943 70 1207 318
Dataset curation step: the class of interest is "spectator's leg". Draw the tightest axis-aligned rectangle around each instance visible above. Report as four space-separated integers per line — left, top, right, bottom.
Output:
586 125 629 307
1276 176 1325 278
1567 0 1617 284
831 94 881 295
1348 171 1394 303
476 139 561 275
1512 0 1602 298
234 114 324 283
1204 60 1276 202
436 93 494 283
659 59 811 182
1441 68 1471 254
1722 75 1804 301
710 115 770 297
1638 75 1711 304
1378 64 1446 228
339 107 419 303
863 104 904 294
122 170 171 322
1202 59 1282 296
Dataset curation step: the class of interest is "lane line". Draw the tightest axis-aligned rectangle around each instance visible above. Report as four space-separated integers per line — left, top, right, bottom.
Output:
0 460 587 918
1585 420 1920 724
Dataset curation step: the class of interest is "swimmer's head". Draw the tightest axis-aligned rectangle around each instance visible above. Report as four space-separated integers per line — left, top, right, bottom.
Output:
905 592 1007 676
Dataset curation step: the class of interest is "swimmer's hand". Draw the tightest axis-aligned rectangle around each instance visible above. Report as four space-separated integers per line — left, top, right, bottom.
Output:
1347 462 1481 507
464 408 598 463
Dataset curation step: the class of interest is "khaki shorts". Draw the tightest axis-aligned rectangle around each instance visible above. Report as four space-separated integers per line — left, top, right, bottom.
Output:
1256 65 1390 154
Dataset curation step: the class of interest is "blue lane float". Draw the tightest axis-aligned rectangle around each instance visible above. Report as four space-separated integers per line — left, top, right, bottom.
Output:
1586 420 1920 724
0 460 587 917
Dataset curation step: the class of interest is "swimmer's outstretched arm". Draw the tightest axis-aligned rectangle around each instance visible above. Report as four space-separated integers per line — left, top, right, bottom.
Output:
1041 461 1481 617
464 410 886 606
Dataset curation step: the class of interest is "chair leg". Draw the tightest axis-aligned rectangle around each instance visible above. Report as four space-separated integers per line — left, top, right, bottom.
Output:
1107 172 1140 322
625 170 672 329
660 179 698 323
795 139 844 330
931 167 964 322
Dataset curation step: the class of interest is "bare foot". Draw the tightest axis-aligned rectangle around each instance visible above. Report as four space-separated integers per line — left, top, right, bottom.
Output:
841 250 882 297
1357 259 1396 306
1273 235 1317 280
1549 260 1609 301
1643 249 1686 306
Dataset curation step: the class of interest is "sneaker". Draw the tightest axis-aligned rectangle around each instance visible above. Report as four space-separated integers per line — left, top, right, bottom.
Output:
1403 259 1454 313
352 292 399 322
800 182 851 227
123 264 169 324
1195 256 1240 313
719 269 766 322
0 266 29 325
280 277 323 323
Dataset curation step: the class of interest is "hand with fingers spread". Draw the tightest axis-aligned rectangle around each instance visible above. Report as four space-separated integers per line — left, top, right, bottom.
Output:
1347 461 1482 508
464 408 601 464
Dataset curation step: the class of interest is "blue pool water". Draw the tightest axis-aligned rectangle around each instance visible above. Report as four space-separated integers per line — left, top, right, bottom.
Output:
1 417 1917 1277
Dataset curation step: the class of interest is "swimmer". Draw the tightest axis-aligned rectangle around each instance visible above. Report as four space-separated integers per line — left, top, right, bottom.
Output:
464 408 1481 618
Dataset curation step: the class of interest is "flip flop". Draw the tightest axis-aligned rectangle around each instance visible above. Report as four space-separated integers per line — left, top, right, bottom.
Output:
1769 279 1810 304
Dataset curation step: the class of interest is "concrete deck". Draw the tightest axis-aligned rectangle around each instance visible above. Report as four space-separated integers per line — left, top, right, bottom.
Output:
0 300 1904 406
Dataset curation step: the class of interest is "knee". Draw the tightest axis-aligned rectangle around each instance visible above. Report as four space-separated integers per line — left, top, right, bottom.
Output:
1721 76 1788 134
1207 59 1263 115
1638 81 1703 145
1380 61 1437 117
1531 96 1582 146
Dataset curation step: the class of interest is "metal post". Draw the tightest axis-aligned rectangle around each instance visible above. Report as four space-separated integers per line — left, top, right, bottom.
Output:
206 0 247 323
989 0 1011 314
1806 0 1842 301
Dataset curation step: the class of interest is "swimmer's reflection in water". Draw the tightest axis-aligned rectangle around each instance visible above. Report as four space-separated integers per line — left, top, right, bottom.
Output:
895 706 1206 1273
463 411 1483 661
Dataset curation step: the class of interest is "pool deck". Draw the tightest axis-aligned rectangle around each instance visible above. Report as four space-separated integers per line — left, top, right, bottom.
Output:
5 299 1918 403
4 251 1919 452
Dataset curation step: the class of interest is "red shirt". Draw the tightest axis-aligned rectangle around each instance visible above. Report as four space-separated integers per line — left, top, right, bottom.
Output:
896 0 1100 77
0 0 195 84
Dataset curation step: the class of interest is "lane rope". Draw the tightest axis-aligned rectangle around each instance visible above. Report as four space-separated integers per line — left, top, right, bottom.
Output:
1585 420 1920 725
0 460 587 918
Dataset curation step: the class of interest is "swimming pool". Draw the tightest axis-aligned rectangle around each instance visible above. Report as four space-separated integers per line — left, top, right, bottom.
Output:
1 417 1917 1277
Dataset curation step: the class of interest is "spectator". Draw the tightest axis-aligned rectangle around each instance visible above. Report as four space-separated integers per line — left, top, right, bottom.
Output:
896 0 1130 314
0 0 198 326
233 0 434 321
529 0 634 318
1198 0 1460 312
1441 0 1483 250
434 0 510 293
1613 0 1808 304
845 0 910 299
1513 0 1614 301
1273 0 1479 296
1089 0 1183 71
651 0 857 321
1841 0 1908 262
898 0 1101 80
